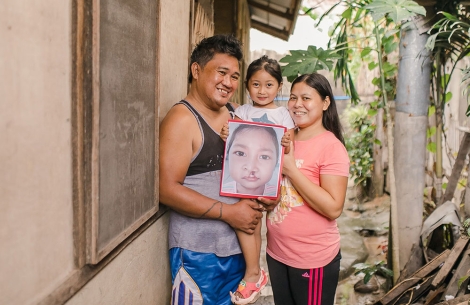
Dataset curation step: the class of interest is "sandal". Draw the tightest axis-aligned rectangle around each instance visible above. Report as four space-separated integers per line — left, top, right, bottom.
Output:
230 269 268 305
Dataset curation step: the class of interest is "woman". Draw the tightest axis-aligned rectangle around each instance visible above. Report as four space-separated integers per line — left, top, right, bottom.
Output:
266 73 350 305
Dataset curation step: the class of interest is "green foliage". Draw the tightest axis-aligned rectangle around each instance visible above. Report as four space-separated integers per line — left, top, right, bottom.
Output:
426 142 437 154
279 46 340 82
353 261 393 284
426 10 470 116
458 275 469 290
281 0 425 107
364 0 426 23
344 105 375 187
301 6 318 20
426 107 437 153
461 218 470 237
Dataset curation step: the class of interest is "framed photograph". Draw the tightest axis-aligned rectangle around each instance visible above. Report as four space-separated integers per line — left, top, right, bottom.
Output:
220 120 286 199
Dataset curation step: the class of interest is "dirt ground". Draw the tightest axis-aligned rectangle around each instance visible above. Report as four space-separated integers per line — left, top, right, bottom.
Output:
335 194 391 305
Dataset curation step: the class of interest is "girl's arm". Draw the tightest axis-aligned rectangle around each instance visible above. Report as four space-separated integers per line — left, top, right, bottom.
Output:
220 115 242 141
282 142 348 220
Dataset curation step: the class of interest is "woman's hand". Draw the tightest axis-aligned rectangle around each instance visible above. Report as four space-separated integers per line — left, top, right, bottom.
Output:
282 141 297 177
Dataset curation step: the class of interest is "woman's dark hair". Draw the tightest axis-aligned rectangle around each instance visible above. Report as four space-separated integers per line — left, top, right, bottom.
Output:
291 73 345 144
188 34 243 83
226 124 280 160
245 55 283 89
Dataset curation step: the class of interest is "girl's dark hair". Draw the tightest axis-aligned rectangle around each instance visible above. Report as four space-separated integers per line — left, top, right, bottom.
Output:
188 34 243 83
245 55 283 89
226 124 280 160
291 73 345 144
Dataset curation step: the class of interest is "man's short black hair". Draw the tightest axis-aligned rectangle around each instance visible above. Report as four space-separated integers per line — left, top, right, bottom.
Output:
188 34 243 83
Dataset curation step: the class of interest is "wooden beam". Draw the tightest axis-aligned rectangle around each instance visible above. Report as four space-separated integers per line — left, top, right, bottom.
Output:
443 249 470 298
439 132 470 205
431 237 470 289
377 249 450 305
247 0 294 20
425 286 446 305
395 274 436 304
250 19 289 41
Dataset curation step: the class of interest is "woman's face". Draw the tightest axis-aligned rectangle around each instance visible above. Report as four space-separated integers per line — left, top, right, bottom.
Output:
228 128 278 195
288 81 329 129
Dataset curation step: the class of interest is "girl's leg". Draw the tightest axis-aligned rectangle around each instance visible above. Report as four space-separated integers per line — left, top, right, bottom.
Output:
236 221 262 282
231 221 265 303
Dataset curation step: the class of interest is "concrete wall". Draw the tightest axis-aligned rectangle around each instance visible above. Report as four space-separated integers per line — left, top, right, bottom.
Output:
1 0 190 304
159 0 191 119
66 216 170 305
1 1 75 304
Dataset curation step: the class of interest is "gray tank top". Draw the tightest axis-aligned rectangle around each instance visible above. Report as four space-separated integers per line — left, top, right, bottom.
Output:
168 101 240 256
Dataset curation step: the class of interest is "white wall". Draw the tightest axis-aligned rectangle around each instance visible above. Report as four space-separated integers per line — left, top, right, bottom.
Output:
0 0 190 304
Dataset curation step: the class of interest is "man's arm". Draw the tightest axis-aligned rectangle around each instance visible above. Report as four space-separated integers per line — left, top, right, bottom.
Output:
159 105 263 233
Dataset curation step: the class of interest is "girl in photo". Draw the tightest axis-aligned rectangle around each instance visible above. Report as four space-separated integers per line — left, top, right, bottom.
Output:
222 123 281 197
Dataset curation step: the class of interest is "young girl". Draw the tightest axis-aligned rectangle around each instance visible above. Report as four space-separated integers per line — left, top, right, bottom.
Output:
266 73 350 305
221 55 295 304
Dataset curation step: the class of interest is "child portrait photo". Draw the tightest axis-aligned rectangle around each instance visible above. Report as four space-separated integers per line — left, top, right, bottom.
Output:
220 120 286 199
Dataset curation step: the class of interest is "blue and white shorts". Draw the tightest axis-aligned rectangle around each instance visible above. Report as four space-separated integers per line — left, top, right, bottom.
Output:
169 247 245 305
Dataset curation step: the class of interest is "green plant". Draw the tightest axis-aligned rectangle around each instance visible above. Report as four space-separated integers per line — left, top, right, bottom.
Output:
425 6 470 202
344 105 376 187
353 261 393 286
461 218 470 237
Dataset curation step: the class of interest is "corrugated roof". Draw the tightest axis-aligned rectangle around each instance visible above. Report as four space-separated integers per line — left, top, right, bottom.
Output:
248 0 302 40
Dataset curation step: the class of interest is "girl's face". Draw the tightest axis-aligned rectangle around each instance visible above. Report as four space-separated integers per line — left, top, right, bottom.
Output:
288 81 330 129
247 69 281 108
228 128 278 195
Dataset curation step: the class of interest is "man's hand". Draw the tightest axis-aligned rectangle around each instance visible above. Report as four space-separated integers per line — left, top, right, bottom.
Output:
222 199 263 234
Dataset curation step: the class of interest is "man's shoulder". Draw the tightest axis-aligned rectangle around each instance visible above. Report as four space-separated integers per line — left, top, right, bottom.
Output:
161 102 197 130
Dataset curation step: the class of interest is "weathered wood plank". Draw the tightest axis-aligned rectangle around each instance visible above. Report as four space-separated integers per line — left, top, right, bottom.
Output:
425 286 446 305
378 249 451 305
443 249 470 298
394 273 436 305
440 133 470 205
432 238 470 289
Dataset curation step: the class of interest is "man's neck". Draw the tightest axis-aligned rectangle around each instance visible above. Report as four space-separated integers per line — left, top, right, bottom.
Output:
185 92 226 120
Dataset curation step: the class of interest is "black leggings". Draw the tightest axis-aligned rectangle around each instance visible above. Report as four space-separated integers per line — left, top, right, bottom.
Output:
267 251 341 305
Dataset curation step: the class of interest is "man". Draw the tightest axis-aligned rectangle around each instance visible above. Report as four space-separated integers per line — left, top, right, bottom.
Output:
159 34 278 305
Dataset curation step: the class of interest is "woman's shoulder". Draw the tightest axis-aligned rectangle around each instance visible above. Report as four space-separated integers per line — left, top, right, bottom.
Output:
313 132 347 152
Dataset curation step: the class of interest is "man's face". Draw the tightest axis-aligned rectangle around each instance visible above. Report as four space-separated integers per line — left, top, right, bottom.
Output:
228 128 278 195
193 53 240 109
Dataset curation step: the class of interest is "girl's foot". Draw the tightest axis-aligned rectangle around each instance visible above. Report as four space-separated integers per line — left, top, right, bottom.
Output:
230 268 268 305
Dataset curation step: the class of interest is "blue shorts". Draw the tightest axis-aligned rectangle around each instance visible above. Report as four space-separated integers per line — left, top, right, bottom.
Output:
169 247 245 305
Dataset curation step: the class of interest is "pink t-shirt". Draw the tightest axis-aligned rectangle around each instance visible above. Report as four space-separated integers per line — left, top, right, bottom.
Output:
266 131 350 269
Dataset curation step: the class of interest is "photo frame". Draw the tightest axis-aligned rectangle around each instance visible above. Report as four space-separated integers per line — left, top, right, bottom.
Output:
220 120 286 199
